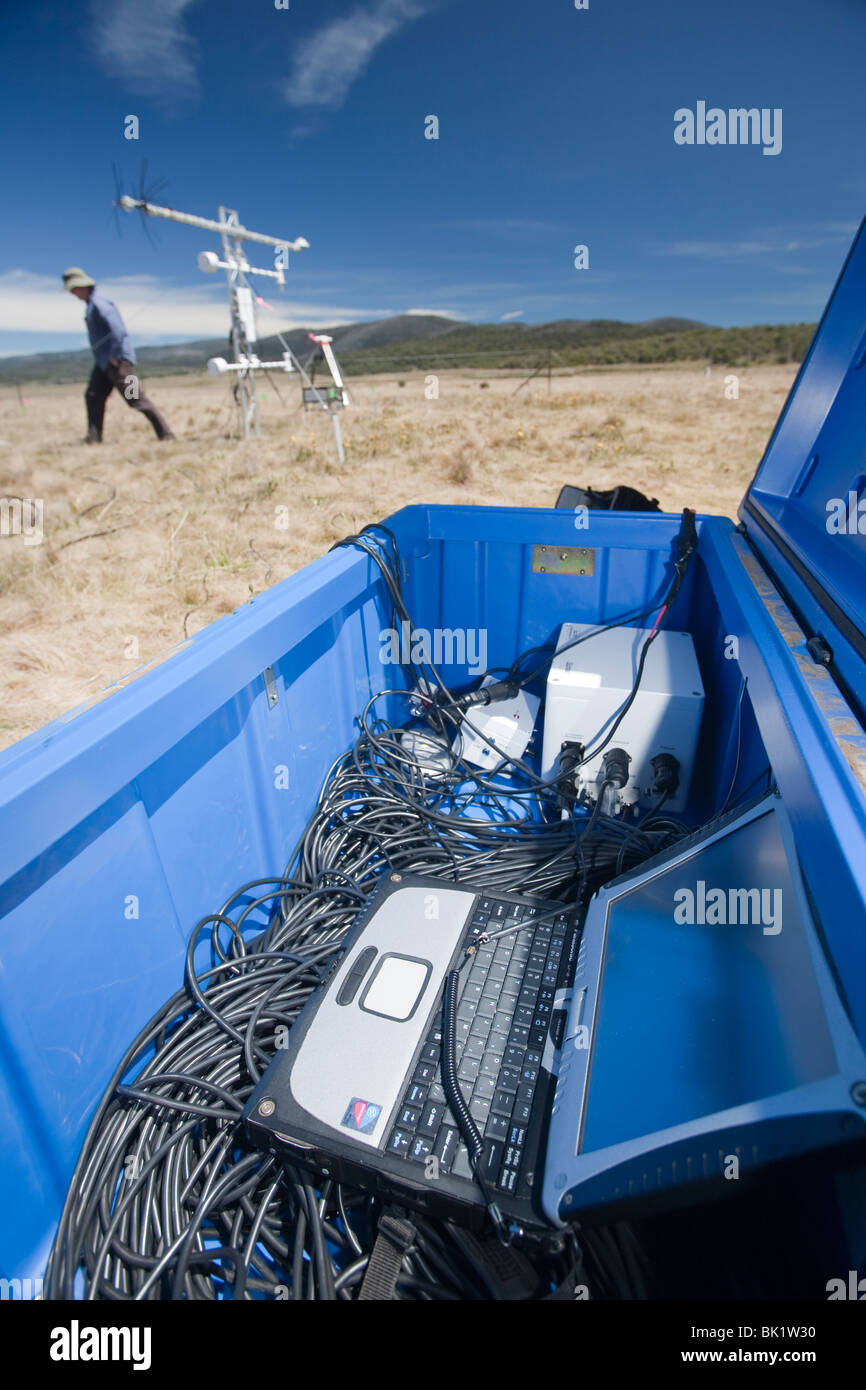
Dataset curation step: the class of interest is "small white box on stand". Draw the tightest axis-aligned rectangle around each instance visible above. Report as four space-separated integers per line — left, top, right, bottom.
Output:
454 678 540 772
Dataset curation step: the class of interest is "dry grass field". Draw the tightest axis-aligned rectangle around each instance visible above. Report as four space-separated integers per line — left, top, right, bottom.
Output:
0 361 796 751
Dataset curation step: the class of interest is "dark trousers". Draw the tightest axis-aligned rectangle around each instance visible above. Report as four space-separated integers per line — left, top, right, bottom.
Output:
85 359 173 441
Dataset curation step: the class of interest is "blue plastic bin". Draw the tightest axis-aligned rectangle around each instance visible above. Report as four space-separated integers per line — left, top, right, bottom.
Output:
2 226 866 1287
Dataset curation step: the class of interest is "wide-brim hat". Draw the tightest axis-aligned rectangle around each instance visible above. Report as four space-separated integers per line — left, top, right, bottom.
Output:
62 267 95 291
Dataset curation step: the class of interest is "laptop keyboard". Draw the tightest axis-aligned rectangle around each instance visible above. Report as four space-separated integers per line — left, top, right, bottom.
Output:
386 894 571 1199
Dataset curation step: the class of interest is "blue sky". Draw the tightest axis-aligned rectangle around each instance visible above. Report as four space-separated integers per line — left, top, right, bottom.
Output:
2 0 865 356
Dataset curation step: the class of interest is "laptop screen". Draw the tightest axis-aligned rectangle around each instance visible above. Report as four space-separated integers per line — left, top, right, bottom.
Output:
579 807 837 1154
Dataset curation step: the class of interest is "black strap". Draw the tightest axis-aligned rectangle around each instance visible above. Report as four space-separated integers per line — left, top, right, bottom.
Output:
357 1207 416 1300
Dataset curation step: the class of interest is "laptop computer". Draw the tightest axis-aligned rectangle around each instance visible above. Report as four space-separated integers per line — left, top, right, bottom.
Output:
244 793 866 1233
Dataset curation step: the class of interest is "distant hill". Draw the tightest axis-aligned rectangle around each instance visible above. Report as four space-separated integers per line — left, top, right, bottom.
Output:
0 312 815 383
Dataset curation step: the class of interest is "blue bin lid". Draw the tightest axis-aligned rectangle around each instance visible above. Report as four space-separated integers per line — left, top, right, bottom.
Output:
739 217 866 653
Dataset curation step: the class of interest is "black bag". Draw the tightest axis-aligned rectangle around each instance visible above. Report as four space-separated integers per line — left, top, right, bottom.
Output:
555 483 662 512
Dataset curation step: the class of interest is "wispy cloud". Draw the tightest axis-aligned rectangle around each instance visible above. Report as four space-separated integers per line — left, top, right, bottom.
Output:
500 310 524 321
89 0 201 102
662 224 856 262
405 307 463 319
282 0 429 111
0 270 380 353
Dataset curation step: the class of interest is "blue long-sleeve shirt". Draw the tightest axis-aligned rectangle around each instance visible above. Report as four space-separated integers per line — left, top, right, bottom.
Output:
85 288 136 370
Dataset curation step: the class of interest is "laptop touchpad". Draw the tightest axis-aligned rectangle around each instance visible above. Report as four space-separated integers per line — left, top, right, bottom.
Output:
360 954 432 1021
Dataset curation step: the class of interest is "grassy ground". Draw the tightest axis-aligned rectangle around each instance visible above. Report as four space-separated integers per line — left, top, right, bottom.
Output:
0 361 796 751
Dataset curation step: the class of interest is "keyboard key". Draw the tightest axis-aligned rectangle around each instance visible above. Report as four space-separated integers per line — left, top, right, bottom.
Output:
458 1056 480 1084
413 1062 435 1085
470 1095 491 1126
406 1082 427 1107
498 1166 519 1194
517 1081 535 1104
476 996 497 1019
388 1129 411 1157
479 1054 501 1079
473 1074 495 1100
508 1125 527 1148
428 1082 446 1105
464 1034 485 1059
490 1012 512 1038
504 1045 525 1069
433 1126 459 1174
529 1028 547 1048
525 1050 542 1068
521 1064 539 1084
504 1144 523 1172
508 1024 530 1048
456 999 477 1023
453 1144 474 1180
481 1139 503 1182
512 1098 533 1125
500 977 520 998
497 1066 520 1093
421 1043 440 1064
518 987 537 1010
419 1102 443 1136
515 1005 534 1027
485 1113 509 1141
491 1090 515 1118
398 1105 421 1129
409 1134 433 1164
488 962 507 984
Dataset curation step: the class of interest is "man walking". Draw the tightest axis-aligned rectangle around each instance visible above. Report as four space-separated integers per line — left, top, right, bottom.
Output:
62 267 175 443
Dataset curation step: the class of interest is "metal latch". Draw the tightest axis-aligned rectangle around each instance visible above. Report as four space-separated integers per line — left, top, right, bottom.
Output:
263 665 279 707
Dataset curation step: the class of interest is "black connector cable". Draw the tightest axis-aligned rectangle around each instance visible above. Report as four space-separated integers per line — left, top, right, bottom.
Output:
44 515 705 1302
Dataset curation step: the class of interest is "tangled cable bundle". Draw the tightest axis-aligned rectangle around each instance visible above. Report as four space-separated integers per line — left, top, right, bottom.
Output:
45 524 700 1300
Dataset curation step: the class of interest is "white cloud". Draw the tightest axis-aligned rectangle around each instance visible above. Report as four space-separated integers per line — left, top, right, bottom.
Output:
405 307 463 319
90 0 201 100
0 270 380 352
283 0 428 110
664 224 857 261
500 310 524 321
